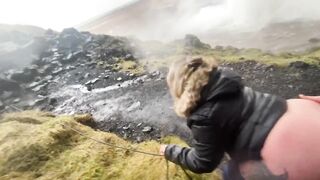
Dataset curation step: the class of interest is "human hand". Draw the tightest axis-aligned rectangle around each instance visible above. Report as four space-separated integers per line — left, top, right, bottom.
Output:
299 94 320 103
159 144 168 156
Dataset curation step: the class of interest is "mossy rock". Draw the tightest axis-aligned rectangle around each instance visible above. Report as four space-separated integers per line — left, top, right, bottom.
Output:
0 111 221 180
113 60 145 75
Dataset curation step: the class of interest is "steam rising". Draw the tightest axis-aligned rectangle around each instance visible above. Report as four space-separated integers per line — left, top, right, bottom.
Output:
170 0 320 35
82 0 320 42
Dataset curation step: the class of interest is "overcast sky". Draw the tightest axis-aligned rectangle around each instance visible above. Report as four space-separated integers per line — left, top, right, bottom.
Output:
0 0 136 30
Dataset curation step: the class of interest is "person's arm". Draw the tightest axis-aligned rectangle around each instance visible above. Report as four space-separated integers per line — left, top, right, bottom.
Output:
299 94 320 103
163 120 224 173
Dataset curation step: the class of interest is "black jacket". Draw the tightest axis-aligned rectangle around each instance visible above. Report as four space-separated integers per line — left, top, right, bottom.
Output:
164 68 287 173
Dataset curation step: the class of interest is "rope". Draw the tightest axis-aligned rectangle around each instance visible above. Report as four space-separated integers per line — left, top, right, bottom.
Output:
181 167 192 180
8 105 162 156
7 104 194 179
166 160 170 180
57 122 163 157
9 105 23 112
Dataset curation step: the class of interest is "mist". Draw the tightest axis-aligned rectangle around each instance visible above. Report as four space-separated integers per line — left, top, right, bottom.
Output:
182 0 320 33
82 0 318 41
152 0 320 40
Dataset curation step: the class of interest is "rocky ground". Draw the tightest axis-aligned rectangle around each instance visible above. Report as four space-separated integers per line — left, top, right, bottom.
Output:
0 29 319 144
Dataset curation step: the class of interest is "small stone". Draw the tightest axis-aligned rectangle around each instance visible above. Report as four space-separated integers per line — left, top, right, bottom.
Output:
66 66 76 70
151 71 160 77
86 85 92 91
123 126 130 130
91 78 100 84
142 126 152 133
123 133 128 139
125 54 134 60
31 97 49 106
28 81 42 89
84 73 91 79
136 136 142 142
51 61 63 67
137 123 142 127
85 78 100 85
32 83 48 92
49 98 58 106
104 75 110 79
52 68 63 75
117 77 123 81
13 98 21 103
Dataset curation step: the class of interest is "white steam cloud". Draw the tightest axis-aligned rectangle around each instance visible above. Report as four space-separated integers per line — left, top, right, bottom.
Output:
173 0 320 34
92 0 320 41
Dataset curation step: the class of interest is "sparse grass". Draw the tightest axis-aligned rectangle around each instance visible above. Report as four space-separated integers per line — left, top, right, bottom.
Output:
0 111 221 180
139 45 320 69
113 60 145 75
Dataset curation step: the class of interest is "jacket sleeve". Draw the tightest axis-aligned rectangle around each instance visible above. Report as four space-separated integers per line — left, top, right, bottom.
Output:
164 117 225 173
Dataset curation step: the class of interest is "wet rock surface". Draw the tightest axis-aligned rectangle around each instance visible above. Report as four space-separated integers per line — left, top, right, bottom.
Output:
0 29 319 143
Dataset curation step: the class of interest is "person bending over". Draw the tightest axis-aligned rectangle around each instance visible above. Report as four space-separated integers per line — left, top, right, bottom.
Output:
160 57 320 180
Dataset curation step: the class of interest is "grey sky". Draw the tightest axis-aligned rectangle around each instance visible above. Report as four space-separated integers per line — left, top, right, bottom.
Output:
0 0 136 30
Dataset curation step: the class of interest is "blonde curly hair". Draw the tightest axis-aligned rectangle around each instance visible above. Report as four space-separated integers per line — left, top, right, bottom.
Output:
167 57 218 118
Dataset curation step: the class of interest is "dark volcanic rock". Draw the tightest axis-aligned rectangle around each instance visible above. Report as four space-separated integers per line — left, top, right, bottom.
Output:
289 61 310 69
58 28 84 50
184 34 211 49
224 61 320 99
9 66 39 83
0 78 21 94
2 29 319 145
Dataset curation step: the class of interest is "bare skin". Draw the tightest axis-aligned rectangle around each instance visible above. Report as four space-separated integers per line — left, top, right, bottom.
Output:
159 94 320 179
299 94 320 103
159 145 167 156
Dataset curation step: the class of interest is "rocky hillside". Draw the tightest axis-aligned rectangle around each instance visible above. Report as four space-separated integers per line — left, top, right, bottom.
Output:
0 27 319 179
79 0 320 52
0 29 320 143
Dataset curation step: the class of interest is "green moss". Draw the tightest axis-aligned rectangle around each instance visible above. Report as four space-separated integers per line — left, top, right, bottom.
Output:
113 60 145 75
140 45 320 69
0 111 221 180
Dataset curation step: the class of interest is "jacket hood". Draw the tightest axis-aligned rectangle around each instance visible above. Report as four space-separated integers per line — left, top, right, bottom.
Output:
200 68 244 103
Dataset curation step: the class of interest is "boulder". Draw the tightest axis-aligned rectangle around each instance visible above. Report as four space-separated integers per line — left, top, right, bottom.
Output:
289 61 310 69
58 28 84 50
184 34 211 49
